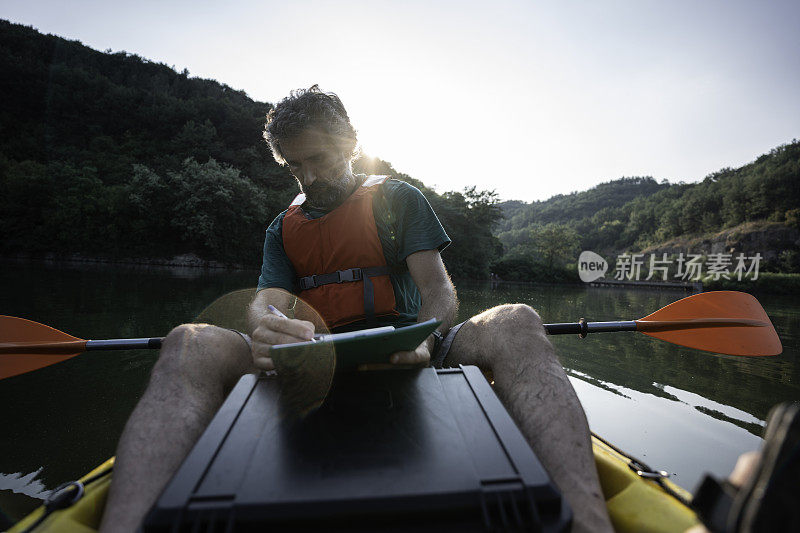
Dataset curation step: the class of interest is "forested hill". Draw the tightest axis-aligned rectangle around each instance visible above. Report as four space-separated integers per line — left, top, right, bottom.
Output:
498 176 670 232
495 142 800 277
0 20 502 278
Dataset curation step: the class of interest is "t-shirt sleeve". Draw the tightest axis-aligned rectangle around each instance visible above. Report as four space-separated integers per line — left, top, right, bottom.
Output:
256 211 296 292
385 180 451 261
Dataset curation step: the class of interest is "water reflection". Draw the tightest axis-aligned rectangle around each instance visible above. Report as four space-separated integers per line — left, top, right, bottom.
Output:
456 281 798 422
0 265 797 522
0 469 50 499
569 376 763 490
456 280 799 489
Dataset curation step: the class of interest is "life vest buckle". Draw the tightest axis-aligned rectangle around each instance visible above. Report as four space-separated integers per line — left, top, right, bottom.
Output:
299 276 317 290
337 268 362 283
299 268 364 290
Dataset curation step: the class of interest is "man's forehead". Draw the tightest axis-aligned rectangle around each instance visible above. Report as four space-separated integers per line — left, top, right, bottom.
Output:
280 127 337 159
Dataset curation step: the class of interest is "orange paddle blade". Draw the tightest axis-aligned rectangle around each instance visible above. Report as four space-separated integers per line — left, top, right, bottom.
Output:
635 291 782 356
0 316 87 379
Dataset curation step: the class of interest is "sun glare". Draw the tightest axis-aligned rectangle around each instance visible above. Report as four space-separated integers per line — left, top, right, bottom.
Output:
353 124 396 168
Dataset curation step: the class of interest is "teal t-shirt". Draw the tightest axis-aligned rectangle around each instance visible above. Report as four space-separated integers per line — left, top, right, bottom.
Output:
257 176 450 332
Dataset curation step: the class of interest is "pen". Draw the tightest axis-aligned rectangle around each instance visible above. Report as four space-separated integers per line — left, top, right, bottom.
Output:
267 305 320 341
266 304 288 319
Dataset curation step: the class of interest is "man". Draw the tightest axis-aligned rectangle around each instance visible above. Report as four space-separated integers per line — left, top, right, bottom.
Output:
99 86 613 533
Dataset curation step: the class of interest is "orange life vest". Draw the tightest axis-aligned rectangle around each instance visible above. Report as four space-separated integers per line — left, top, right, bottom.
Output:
282 175 399 329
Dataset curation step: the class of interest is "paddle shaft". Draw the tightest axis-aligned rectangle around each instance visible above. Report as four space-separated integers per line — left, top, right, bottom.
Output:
87 338 163 350
0 324 655 352
3 316 773 354
544 321 637 336
0 338 163 354
544 318 770 336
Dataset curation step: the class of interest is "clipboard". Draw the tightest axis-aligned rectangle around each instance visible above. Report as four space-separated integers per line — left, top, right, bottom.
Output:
270 318 442 370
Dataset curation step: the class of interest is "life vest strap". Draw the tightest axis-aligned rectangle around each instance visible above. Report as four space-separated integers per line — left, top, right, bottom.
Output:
298 266 391 326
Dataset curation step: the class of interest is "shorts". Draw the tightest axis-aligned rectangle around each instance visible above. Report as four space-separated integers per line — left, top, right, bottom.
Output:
429 321 466 369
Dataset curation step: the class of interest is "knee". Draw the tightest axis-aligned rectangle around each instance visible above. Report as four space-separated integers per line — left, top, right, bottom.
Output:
489 304 545 335
155 323 247 378
484 304 555 365
162 322 220 351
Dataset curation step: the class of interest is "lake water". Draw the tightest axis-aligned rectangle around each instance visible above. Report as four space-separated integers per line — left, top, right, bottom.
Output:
1 261 798 523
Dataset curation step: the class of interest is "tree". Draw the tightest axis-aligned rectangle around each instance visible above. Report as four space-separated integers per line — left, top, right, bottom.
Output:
529 223 580 269
431 187 504 279
168 158 274 264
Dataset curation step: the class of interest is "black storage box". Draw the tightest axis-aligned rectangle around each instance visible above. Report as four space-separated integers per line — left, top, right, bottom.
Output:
142 366 572 532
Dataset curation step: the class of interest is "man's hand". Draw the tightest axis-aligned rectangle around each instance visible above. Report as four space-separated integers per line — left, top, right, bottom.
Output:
356 248 455 372
390 340 431 366
248 289 318 371
355 340 431 371
250 314 316 371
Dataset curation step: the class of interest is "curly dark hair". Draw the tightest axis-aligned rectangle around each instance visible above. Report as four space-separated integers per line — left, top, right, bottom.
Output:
263 85 359 166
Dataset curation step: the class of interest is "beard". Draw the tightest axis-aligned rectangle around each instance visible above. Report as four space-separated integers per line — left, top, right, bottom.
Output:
300 174 353 211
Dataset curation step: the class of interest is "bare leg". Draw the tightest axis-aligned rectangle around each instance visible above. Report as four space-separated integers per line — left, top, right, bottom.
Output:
444 304 613 533
99 324 255 533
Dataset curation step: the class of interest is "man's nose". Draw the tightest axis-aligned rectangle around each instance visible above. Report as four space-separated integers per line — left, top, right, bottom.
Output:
301 168 317 187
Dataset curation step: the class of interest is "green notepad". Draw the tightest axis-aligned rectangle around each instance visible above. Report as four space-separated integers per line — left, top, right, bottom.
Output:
270 318 442 370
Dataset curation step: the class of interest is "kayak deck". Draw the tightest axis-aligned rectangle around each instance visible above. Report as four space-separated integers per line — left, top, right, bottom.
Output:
592 435 699 532
11 437 700 532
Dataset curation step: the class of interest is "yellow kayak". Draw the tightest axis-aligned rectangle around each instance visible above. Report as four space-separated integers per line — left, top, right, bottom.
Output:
10 435 699 533
591 434 699 532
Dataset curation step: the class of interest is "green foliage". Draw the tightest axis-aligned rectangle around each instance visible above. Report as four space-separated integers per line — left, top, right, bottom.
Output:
490 222 580 282
496 142 800 275
168 158 274 262
497 176 668 233
433 187 504 279
533 224 580 268
120 159 281 263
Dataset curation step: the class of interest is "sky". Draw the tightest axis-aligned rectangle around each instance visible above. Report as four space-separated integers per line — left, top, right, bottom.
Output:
2 0 799 202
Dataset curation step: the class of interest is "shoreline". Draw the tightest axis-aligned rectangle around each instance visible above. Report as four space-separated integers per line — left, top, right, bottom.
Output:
702 272 800 294
589 278 703 293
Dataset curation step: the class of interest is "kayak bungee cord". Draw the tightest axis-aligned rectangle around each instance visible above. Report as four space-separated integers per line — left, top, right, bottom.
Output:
18 466 113 533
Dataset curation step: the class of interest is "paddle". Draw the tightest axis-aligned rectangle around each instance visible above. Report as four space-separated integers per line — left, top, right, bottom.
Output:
0 291 781 380
0 316 162 379
543 290 782 356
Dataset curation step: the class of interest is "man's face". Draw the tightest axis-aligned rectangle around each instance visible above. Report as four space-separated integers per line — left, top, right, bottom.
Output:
280 127 355 210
